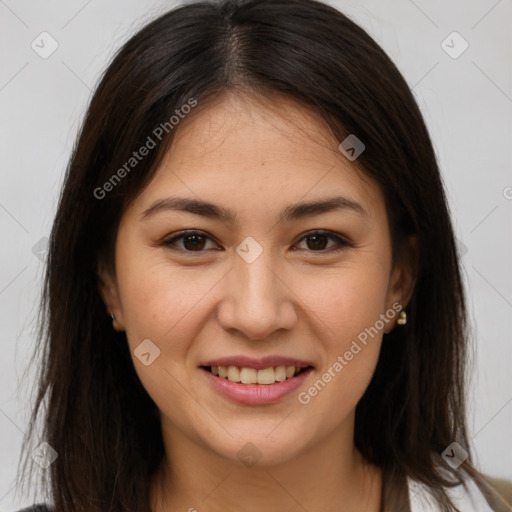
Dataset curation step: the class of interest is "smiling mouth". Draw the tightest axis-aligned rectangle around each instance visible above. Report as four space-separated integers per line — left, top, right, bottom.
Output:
201 365 313 385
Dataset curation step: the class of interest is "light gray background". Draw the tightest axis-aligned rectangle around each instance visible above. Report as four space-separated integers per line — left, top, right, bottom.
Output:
1 0 511 510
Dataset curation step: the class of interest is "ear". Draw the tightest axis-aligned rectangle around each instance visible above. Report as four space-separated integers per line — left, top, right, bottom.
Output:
97 261 125 331
384 235 418 333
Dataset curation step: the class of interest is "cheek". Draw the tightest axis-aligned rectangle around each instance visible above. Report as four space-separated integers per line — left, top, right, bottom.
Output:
113 251 222 423
300 261 390 344
293 260 390 410
114 222 222 342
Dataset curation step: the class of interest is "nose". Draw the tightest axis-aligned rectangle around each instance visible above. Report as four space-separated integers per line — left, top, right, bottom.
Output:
216 250 298 341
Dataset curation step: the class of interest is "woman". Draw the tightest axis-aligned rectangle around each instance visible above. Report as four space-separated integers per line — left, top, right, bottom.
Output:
17 0 511 511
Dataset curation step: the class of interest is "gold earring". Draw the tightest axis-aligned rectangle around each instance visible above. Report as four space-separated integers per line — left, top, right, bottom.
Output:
110 312 123 331
397 310 407 326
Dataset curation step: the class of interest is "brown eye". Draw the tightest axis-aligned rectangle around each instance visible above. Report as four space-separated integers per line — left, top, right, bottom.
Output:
181 234 207 251
295 231 353 253
162 231 218 252
305 234 329 251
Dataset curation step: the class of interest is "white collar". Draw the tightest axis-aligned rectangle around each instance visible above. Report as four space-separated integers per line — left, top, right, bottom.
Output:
407 475 495 511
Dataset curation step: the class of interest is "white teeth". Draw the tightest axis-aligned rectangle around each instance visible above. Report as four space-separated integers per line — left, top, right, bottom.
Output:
240 367 257 384
210 364 307 384
274 365 287 382
257 367 275 385
227 365 240 382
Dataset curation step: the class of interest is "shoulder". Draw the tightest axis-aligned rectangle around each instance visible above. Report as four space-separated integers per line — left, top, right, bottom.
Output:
407 473 509 512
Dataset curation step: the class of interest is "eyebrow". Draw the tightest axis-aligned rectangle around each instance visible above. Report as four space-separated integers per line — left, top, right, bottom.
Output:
141 195 367 223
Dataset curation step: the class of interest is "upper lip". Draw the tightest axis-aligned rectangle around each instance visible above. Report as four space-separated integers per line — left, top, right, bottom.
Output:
200 356 314 370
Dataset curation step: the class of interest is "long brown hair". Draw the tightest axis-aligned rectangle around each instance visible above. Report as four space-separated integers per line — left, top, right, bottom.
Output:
18 0 505 510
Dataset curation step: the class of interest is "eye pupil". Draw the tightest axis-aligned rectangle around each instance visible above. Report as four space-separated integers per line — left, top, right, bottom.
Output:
307 235 328 251
183 234 206 251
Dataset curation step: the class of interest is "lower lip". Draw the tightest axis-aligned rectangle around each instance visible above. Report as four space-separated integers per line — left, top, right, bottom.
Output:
199 367 314 405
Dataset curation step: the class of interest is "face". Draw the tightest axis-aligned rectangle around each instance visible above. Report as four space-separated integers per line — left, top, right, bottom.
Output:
101 92 413 467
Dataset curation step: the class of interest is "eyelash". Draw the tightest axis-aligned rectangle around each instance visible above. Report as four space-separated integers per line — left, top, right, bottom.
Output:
161 230 354 254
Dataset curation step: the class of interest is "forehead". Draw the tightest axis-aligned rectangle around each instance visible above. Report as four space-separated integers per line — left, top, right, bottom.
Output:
132 92 386 223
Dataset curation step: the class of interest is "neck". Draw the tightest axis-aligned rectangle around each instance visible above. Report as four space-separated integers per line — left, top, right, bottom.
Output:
150 418 382 512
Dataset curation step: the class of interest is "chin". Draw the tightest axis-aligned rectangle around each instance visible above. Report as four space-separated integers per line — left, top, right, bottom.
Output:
200 422 312 468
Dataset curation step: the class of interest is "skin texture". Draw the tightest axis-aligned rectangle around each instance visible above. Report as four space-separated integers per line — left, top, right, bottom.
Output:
100 92 416 512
